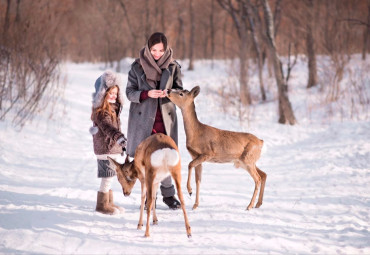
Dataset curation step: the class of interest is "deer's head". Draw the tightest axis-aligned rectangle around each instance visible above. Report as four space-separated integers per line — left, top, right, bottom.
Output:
167 86 200 109
108 156 138 196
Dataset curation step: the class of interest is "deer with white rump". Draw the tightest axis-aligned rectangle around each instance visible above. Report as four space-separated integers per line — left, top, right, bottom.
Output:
108 133 191 238
167 86 267 211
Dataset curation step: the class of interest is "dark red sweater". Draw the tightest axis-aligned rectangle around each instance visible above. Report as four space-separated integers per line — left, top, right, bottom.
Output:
140 90 166 135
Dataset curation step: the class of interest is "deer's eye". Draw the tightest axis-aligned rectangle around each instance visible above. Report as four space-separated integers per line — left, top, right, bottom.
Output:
179 93 183 96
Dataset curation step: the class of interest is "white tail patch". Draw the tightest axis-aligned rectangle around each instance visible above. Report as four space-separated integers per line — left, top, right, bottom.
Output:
151 148 179 168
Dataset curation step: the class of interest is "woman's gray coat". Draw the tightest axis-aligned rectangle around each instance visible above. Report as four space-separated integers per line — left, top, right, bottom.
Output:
126 60 183 157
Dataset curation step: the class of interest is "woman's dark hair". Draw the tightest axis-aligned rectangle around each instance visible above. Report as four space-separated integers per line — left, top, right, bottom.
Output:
147 32 168 50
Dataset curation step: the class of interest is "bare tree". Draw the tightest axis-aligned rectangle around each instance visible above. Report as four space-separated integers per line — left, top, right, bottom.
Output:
217 0 251 105
2 0 11 40
0 0 66 128
245 0 266 101
305 0 318 88
210 0 216 68
188 0 195 70
175 0 187 59
363 0 370 60
260 0 296 125
117 0 140 57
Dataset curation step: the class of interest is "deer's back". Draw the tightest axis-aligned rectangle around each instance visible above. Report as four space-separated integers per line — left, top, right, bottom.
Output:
186 124 263 163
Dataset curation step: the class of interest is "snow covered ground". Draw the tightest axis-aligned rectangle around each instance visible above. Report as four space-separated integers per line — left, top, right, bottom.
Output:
0 56 369 254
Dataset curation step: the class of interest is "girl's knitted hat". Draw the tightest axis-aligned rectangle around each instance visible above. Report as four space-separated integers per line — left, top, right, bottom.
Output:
92 70 124 109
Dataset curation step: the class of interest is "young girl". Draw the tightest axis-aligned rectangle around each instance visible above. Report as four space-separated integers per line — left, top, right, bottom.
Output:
90 70 127 215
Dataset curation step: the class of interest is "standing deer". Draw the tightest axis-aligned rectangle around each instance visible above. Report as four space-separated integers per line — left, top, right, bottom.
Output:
108 133 191 238
167 86 267 210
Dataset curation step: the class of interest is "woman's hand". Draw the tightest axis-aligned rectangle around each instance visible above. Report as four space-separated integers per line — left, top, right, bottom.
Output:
148 89 167 98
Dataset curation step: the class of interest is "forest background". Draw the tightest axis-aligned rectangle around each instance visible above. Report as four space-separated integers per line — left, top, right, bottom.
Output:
0 0 369 127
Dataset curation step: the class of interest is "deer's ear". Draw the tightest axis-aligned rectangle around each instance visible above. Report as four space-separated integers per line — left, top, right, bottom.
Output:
125 155 130 163
191 86 200 98
108 156 118 166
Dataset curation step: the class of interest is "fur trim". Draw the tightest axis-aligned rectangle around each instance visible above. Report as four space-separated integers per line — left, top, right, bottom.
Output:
89 126 99 135
92 70 124 109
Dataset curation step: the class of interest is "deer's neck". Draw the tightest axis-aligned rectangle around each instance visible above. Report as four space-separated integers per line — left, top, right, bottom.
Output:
181 102 201 139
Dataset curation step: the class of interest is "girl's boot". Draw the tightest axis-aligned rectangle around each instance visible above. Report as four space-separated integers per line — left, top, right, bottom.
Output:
96 191 118 215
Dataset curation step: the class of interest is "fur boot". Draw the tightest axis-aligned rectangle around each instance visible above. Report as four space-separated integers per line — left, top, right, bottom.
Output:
96 191 119 215
109 190 125 214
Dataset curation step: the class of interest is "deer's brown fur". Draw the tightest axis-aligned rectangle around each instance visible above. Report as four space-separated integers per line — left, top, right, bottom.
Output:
167 86 267 210
108 133 191 237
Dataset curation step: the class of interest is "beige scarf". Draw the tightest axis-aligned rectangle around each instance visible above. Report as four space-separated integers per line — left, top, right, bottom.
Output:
139 45 173 88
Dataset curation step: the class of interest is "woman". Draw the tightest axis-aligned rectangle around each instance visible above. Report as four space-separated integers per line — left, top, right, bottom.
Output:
90 70 127 215
126 32 182 209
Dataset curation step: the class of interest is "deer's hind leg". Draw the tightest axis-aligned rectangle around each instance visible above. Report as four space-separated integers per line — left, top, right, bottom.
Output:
144 170 156 237
255 166 266 208
240 144 263 210
171 169 192 237
193 164 203 210
151 182 159 225
243 163 261 210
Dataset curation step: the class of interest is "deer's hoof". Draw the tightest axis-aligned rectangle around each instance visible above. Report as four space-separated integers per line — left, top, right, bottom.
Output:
192 204 198 210
153 220 158 225
137 224 143 230
187 227 192 238
246 205 253 211
255 202 262 208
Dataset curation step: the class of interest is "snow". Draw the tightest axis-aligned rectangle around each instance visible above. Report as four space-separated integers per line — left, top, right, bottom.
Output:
0 56 369 254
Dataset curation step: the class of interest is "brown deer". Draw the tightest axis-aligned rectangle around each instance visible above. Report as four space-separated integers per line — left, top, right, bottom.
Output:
108 133 191 238
167 86 267 211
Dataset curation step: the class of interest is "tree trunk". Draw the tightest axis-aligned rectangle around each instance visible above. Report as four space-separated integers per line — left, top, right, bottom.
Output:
306 0 318 88
15 0 21 23
177 14 186 59
145 0 151 40
362 0 370 60
188 0 195 70
222 14 228 59
217 0 251 105
3 0 11 41
117 0 138 57
273 0 282 37
210 0 215 68
246 0 266 101
261 0 296 125
240 31 251 105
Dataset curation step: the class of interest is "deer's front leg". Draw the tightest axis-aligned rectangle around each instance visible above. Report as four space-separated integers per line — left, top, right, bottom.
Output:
138 182 146 230
188 154 209 210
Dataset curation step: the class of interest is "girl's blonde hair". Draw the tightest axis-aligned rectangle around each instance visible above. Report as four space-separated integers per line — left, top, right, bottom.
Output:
91 85 121 121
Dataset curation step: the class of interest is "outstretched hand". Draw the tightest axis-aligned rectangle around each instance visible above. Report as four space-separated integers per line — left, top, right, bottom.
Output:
148 89 167 98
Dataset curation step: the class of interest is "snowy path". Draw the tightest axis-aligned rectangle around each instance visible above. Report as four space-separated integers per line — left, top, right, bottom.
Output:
0 61 369 254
